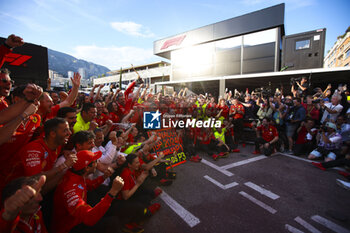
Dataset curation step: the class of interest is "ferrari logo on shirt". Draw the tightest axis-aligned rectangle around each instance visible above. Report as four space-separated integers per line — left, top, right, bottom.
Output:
32 116 38 123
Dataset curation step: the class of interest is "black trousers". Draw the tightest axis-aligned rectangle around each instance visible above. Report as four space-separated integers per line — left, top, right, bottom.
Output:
233 118 244 143
112 185 154 224
255 137 275 156
293 142 316 156
321 158 350 169
69 214 121 233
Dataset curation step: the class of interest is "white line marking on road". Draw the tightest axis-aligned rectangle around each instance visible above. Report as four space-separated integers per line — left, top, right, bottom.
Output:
294 216 321 233
220 155 267 170
238 191 277 214
280 153 312 163
159 191 200 228
280 153 347 172
244 182 280 200
201 159 234 177
203 175 239 190
311 215 350 233
285 224 305 233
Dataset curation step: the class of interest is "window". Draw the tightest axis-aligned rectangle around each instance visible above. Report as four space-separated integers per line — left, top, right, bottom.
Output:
295 39 310 50
346 49 350 59
243 28 276 46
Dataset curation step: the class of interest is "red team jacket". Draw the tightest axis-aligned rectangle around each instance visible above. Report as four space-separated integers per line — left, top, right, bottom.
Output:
52 170 113 233
0 208 48 233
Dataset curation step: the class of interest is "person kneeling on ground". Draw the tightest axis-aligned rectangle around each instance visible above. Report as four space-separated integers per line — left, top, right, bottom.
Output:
293 118 317 156
253 117 279 156
117 153 162 233
211 126 231 161
308 122 342 162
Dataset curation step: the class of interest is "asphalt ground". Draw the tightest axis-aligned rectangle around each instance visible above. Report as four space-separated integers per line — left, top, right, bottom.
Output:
141 145 350 233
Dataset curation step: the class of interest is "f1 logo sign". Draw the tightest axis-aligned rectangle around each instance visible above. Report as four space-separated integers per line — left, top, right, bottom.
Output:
161 35 186 50
5 53 32 66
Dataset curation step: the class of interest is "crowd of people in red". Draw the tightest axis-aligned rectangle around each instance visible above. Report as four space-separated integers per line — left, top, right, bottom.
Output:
0 34 349 233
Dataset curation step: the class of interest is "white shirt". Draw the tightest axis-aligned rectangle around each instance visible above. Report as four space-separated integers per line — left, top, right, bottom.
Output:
91 141 126 185
321 103 343 123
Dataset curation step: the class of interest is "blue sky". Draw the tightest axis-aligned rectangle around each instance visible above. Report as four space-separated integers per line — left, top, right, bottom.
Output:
1 0 349 70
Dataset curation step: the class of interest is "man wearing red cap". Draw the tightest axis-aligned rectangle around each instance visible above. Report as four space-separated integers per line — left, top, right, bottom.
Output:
52 150 124 233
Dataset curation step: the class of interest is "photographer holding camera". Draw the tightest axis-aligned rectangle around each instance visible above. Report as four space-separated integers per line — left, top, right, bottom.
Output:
285 98 306 154
302 95 320 123
320 94 343 124
291 77 308 98
308 122 342 162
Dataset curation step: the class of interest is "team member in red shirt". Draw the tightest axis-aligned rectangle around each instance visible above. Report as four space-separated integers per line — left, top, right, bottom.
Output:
0 175 47 233
57 107 77 150
217 98 229 119
52 150 124 233
95 100 110 126
253 117 279 156
116 79 143 118
229 97 245 145
0 86 42 197
294 118 317 156
10 118 77 197
37 72 81 123
0 73 41 122
107 101 120 123
117 153 161 233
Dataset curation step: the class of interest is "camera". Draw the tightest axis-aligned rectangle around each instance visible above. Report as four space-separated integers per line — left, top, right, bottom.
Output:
320 125 328 131
312 99 321 104
135 78 144 85
290 77 301 86
254 87 272 98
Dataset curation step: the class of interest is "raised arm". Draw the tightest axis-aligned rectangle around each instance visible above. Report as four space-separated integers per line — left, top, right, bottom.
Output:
141 152 165 171
0 83 42 125
89 85 98 102
94 84 104 102
59 72 81 108
0 103 37 145
0 34 24 68
133 84 144 102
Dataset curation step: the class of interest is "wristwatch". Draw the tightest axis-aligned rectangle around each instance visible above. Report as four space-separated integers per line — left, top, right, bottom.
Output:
108 192 116 199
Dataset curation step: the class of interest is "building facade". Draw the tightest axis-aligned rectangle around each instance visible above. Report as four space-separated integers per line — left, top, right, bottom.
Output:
93 61 171 87
324 31 350 68
154 4 285 81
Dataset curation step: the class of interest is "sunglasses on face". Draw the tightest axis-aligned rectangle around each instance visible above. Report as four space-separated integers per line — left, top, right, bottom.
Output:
0 79 14 85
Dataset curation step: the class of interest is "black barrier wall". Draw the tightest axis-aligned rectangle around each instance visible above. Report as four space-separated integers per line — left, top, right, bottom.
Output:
0 37 49 88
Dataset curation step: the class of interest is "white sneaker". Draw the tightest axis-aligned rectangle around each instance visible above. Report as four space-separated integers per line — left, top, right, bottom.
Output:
336 179 350 190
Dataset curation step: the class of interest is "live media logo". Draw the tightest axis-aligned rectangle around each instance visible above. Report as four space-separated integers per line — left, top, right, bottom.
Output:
143 111 161 129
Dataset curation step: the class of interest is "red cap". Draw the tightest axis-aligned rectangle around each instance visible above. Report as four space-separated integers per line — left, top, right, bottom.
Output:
73 150 102 170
